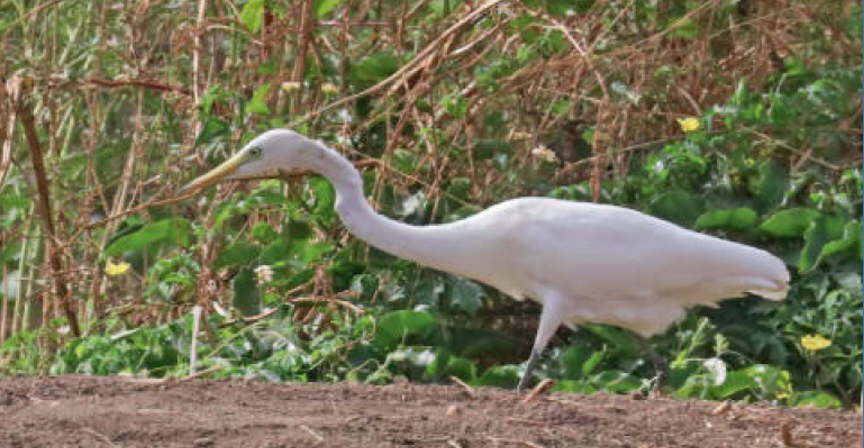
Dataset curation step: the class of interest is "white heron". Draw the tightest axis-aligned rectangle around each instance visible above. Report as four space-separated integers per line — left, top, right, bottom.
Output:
181 129 790 391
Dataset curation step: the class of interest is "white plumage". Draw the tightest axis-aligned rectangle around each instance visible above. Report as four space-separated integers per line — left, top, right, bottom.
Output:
182 129 790 391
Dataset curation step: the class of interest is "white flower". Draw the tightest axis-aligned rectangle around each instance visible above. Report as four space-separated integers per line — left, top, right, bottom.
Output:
254 265 274 285
280 81 302 93
703 357 727 386
508 130 532 140
320 83 339 95
531 144 558 163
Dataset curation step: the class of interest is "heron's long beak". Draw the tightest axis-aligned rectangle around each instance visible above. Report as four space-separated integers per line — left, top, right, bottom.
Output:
178 151 247 194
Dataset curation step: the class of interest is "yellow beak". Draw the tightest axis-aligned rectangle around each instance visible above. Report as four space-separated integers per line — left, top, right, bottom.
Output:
179 151 247 194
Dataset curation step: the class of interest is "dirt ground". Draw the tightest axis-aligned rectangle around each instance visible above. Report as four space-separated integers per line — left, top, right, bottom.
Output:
0 376 859 448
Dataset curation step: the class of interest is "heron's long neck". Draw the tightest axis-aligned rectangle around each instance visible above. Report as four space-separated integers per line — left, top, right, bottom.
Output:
305 143 467 272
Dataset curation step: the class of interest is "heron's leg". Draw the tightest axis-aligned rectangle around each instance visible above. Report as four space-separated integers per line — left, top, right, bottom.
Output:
517 295 565 392
635 336 668 395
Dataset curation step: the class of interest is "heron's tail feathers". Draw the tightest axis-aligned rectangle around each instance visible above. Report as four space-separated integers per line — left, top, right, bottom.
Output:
747 282 789 301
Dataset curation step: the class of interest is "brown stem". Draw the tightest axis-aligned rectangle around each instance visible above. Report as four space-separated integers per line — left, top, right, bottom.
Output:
16 102 81 337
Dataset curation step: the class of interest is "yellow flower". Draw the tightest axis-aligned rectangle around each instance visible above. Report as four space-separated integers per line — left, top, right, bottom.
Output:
320 83 339 95
801 334 832 351
677 117 700 133
105 260 131 276
280 81 302 93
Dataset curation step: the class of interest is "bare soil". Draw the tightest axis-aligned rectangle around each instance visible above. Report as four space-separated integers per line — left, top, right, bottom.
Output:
0 376 859 448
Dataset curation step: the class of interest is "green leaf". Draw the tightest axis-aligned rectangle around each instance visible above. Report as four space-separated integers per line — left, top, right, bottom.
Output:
240 0 266 33
553 380 598 394
309 177 336 221
232 268 261 316
195 118 230 146
589 371 641 393
709 369 758 399
550 98 571 117
759 208 821 237
251 223 278 242
582 350 605 377
820 221 863 260
105 219 192 256
247 83 271 116
350 51 399 89
215 242 260 269
799 214 846 272
583 325 638 355
445 276 483 315
373 310 438 350
260 239 291 265
294 241 334 265
755 164 789 211
425 349 475 382
313 0 344 17
792 391 843 409
649 190 702 227
472 365 520 388
391 149 417 173
695 207 758 231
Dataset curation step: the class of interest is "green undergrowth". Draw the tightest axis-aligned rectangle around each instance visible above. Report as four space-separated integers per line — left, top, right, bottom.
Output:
6 66 861 408
1 0 860 411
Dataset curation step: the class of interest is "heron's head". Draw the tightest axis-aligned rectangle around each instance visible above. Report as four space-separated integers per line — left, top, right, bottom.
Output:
180 129 314 193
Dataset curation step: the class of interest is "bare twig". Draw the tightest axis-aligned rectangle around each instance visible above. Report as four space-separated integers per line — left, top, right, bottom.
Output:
448 375 475 397
521 378 555 404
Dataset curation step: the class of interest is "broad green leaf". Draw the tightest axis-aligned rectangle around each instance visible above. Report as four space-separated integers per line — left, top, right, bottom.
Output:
649 190 702 227
589 371 641 393
759 208 821 237
446 177 471 200
582 350 605 377
195 118 230 146
710 369 758 399
294 241 334 265
350 51 399 89
247 83 271 115
799 214 846 271
309 177 335 221
550 98 571 117
695 207 758 231
456 328 520 358
240 0 266 33
792 391 842 409
820 221 863 260
232 268 261 316
105 219 192 256
374 310 438 350
445 276 483 315
553 379 598 394
425 350 475 381
215 242 260 269
755 164 789 211
560 345 591 379
260 239 291 265
413 273 443 307
472 365 520 388
313 0 344 17
583 324 638 355
251 222 278 242
391 149 417 173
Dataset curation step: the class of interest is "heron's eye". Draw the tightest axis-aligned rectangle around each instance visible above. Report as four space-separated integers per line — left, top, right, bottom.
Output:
249 146 263 157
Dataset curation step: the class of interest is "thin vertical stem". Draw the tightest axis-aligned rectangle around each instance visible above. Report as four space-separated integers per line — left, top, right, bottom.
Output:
15 100 81 337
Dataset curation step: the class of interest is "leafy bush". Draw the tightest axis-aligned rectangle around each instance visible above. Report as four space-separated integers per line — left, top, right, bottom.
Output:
0 0 860 409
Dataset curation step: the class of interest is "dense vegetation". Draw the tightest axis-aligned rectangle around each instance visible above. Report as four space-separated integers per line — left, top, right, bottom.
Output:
1 0 860 408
